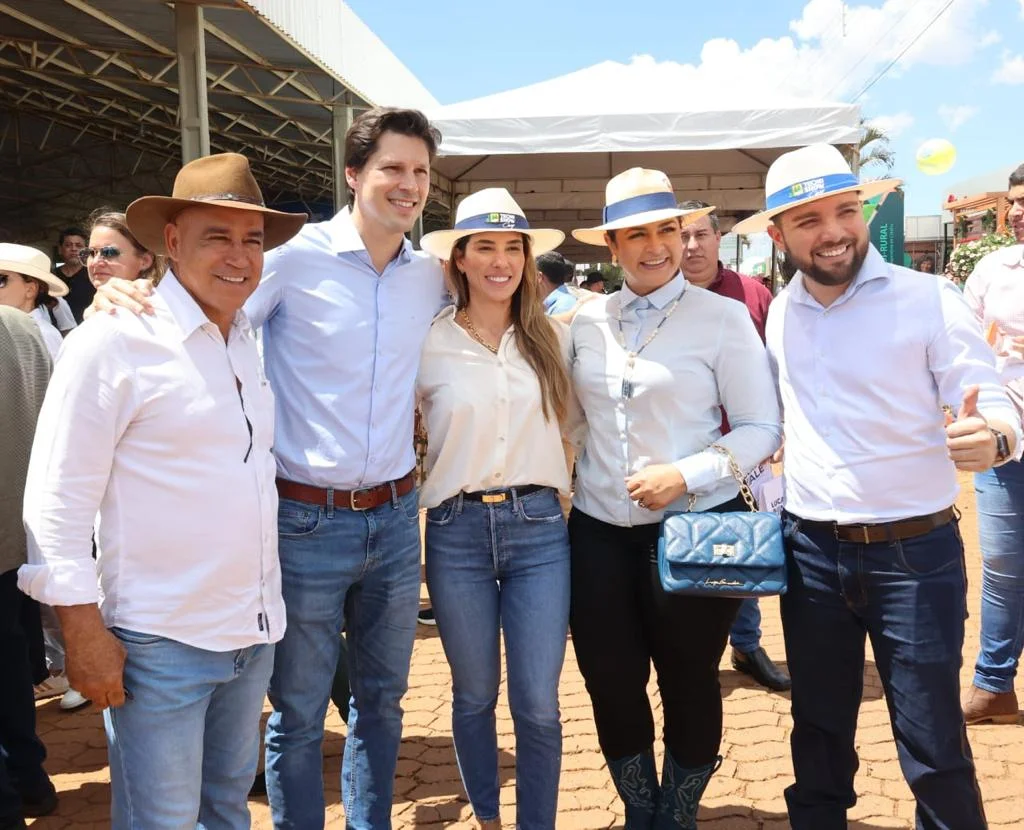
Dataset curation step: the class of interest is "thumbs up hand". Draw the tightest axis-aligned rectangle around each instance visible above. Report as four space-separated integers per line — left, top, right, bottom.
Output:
945 385 997 472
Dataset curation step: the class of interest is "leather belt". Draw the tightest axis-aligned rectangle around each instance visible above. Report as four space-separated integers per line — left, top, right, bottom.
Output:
794 506 957 544
276 472 415 512
461 484 546 504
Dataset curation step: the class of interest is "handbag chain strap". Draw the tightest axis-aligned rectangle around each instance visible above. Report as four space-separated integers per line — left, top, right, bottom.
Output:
686 443 759 512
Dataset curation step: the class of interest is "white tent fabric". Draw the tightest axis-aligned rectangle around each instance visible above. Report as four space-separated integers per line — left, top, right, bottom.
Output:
426 57 861 260
431 57 860 156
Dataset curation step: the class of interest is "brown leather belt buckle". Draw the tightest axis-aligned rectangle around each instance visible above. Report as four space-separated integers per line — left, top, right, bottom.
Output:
348 486 376 511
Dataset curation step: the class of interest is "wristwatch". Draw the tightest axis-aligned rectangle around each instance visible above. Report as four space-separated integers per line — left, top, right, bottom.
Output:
991 427 1012 466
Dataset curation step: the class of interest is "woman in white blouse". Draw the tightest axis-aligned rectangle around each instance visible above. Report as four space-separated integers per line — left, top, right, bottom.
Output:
567 169 781 829
417 188 573 830
0 243 69 359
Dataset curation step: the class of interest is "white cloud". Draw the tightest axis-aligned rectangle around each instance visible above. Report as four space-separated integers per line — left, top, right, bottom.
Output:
867 112 915 138
643 0 998 104
937 104 979 131
993 53 1024 84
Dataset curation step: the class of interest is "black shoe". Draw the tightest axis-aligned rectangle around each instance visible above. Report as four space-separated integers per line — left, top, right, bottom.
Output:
20 782 58 818
732 646 791 692
249 770 267 797
417 608 436 626
0 816 27 830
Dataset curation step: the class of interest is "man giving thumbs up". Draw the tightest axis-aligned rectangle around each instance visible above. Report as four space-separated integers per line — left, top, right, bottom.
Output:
946 384 1015 472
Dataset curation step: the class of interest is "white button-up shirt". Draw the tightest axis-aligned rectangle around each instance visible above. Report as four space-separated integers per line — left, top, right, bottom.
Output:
964 244 1024 411
570 273 782 527
417 307 573 508
19 273 285 652
768 244 1021 524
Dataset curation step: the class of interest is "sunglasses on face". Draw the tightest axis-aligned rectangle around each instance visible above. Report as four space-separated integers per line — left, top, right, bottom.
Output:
78 245 122 264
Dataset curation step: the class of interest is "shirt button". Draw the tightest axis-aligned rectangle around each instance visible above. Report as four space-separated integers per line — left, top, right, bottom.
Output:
493 472 502 480
619 432 627 439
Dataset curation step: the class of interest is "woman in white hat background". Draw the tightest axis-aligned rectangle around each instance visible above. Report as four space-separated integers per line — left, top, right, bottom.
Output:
416 187 575 829
0 243 69 360
567 169 781 828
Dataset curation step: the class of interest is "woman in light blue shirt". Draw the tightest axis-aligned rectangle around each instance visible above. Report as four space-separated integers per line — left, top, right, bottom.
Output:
566 169 781 829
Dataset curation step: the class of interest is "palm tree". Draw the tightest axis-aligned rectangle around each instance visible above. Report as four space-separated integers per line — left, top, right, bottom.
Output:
859 118 895 175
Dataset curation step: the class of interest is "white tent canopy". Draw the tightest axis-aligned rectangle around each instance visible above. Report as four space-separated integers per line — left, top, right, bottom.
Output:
428 57 861 261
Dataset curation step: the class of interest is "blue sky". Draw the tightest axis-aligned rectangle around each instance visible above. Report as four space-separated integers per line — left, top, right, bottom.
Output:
345 0 1024 217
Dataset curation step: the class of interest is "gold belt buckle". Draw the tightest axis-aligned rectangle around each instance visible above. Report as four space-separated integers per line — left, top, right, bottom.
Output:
481 493 507 504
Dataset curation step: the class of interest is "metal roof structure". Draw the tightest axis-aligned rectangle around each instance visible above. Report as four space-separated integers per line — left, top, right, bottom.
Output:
0 0 442 247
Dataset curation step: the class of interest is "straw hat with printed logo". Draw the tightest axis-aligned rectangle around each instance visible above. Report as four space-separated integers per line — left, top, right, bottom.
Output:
419 188 564 260
126 153 307 255
731 144 901 235
572 168 715 246
0 243 68 297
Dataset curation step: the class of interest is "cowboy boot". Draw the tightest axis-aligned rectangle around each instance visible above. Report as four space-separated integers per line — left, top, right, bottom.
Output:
653 751 721 830
606 748 659 829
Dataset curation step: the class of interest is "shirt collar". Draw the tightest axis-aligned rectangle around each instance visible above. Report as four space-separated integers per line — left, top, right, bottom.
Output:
328 206 414 264
619 271 686 310
157 270 251 342
789 243 890 309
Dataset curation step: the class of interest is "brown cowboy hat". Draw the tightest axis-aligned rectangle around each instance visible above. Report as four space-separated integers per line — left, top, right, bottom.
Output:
126 153 307 255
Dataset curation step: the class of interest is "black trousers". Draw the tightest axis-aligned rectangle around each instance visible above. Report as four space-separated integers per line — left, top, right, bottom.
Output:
0 569 50 821
569 501 742 767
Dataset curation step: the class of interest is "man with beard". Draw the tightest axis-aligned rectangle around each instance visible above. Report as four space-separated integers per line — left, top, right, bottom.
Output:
733 144 1020 830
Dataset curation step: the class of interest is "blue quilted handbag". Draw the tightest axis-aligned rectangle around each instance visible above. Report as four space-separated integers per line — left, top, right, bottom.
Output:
657 445 787 599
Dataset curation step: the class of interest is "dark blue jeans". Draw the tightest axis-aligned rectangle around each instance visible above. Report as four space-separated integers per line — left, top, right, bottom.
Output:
0 569 51 824
780 513 987 830
265 488 422 830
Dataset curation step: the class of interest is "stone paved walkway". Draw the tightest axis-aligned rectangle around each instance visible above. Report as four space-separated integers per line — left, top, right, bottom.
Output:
28 475 1024 828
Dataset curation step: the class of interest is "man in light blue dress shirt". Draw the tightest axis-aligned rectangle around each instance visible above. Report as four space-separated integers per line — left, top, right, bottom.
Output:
244 109 445 830
735 144 1021 830
536 251 580 316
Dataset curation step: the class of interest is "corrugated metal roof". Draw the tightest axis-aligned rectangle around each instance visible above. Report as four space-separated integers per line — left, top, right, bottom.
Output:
239 0 438 110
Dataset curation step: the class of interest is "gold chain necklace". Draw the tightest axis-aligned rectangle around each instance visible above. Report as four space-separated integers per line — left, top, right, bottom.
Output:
459 309 499 354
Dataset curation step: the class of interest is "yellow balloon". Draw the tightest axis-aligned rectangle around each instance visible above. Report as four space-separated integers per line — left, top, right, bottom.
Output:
916 138 957 176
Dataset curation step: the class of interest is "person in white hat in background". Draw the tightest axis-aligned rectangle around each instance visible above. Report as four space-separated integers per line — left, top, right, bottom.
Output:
567 168 782 829
732 143 1020 830
0 244 70 360
19 152 306 829
417 188 575 830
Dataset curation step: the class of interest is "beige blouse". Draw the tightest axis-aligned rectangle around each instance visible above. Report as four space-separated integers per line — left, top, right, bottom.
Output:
416 306 574 509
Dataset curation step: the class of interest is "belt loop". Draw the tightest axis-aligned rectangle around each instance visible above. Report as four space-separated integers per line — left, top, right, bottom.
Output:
389 479 399 508
456 491 464 515
326 487 335 520
510 486 520 511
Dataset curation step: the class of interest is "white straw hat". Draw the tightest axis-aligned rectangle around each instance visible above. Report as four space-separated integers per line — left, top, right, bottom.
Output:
732 143 901 235
0 243 67 297
419 188 564 260
572 168 715 246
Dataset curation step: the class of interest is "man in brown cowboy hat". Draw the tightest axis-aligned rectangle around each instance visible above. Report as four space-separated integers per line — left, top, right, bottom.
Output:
19 152 305 830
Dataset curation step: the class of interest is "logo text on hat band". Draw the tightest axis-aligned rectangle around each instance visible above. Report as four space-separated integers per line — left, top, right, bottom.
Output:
765 173 859 212
454 212 530 231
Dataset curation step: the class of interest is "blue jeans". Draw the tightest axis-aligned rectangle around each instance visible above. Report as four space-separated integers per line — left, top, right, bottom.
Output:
105 629 274 830
425 488 569 829
729 599 762 653
265 488 421 830
973 461 1024 693
780 514 986 830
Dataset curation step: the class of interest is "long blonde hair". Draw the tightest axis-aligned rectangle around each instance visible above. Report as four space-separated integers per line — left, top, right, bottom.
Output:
446 234 571 424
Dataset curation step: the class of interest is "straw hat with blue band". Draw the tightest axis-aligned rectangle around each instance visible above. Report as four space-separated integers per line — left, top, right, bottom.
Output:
420 188 564 260
731 144 901 235
572 168 715 246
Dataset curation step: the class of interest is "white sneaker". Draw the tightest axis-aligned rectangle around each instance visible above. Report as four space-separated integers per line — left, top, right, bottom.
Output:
59 688 90 711
34 674 70 701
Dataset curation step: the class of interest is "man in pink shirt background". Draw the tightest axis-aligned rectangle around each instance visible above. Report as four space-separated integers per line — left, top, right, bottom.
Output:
677 199 791 692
